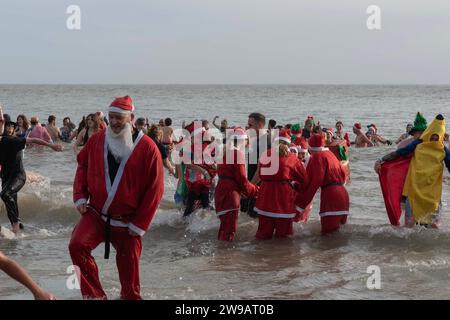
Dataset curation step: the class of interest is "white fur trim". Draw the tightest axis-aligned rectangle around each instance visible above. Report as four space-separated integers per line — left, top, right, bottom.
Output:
308 147 329 152
99 217 146 236
102 130 144 216
109 106 132 114
216 208 238 217
74 198 87 208
254 208 296 218
319 210 349 217
295 206 304 213
128 223 146 236
274 136 291 144
101 215 128 228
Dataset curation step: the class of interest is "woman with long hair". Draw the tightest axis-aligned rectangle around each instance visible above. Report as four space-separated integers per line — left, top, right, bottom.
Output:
73 114 99 154
15 115 30 138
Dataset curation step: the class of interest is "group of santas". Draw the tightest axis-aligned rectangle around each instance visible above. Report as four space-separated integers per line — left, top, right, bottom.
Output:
179 122 350 241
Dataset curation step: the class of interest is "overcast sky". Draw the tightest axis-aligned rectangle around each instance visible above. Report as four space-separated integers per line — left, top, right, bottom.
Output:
1 0 450 84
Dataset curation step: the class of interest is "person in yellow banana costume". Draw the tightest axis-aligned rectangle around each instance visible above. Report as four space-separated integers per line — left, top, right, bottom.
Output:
376 114 450 228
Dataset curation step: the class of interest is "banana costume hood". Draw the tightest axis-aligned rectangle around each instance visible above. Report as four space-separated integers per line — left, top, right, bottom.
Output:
402 115 446 224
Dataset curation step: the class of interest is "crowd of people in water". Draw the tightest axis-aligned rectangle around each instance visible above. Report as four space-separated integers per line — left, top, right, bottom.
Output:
1 98 450 300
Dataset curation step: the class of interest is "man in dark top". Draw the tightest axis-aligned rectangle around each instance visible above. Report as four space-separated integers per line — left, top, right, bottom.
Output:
241 112 271 218
0 108 63 233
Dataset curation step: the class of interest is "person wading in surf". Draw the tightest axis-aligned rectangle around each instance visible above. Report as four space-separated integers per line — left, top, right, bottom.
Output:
69 96 164 300
0 106 63 233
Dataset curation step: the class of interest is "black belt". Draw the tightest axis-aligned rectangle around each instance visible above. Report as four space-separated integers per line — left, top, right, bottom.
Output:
219 175 234 180
322 182 344 189
87 205 112 260
260 179 291 184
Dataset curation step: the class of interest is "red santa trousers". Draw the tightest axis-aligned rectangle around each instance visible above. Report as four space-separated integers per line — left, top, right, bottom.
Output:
256 215 293 240
69 211 142 300
218 210 238 241
321 215 347 234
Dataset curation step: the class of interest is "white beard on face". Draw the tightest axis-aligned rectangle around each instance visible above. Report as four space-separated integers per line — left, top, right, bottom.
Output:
106 123 134 162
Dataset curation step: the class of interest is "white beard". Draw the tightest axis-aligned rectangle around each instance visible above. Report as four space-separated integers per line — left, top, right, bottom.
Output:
106 123 134 162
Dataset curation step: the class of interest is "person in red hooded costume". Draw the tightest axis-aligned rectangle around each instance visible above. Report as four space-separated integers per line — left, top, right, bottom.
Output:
69 96 164 300
295 133 349 234
215 128 259 241
254 129 308 239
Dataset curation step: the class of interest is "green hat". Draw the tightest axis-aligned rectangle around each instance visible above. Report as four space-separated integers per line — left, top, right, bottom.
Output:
410 112 427 135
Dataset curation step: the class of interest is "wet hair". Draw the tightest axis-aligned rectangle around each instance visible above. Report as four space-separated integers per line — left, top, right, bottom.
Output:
76 116 87 134
136 118 146 126
248 112 266 125
17 114 30 130
148 124 161 139
336 121 343 127
30 117 39 125
285 124 292 129
312 125 322 134
268 119 277 128
85 113 99 130
48 115 56 124
278 140 290 157
164 118 172 126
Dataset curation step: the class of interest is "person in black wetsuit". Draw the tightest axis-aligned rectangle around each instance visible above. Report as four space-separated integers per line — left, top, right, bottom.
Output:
0 107 63 233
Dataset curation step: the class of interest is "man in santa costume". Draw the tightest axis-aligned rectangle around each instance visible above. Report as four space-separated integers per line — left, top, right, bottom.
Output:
254 129 308 239
295 133 349 234
69 96 164 300
215 128 259 241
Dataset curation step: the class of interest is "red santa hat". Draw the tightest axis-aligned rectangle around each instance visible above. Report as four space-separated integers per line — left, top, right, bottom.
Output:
273 129 291 144
353 122 362 130
289 144 299 154
326 127 333 136
229 127 248 140
297 140 309 152
309 133 325 148
109 96 135 114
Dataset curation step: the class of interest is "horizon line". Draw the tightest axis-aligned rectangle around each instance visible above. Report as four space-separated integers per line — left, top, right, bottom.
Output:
1 83 450 86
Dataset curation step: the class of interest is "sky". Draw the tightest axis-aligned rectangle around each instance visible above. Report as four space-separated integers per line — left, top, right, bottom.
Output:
1 0 450 84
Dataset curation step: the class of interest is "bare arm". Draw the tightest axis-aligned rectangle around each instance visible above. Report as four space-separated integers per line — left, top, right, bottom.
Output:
212 116 221 130
26 138 63 151
0 251 56 300
0 105 4 135
73 129 85 153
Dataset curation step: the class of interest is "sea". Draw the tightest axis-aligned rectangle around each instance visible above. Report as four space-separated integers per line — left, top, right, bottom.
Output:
1 84 450 300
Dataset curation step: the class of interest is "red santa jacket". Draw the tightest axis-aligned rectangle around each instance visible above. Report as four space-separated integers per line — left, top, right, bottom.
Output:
215 149 258 216
255 149 308 218
73 130 164 236
295 148 349 217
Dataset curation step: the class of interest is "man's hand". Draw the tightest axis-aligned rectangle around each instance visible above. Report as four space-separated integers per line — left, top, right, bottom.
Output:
51 144 64 152
77 203 87 215
374 160 382 174
128 229 140 237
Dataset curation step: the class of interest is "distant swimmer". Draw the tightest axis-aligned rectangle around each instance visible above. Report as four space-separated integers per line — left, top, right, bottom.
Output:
351 123 373 148
365 124 392 146
0 106 63 233
395 123 413 145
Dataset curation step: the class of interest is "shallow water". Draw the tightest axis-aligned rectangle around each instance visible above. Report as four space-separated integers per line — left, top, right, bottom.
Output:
1 85 450 300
